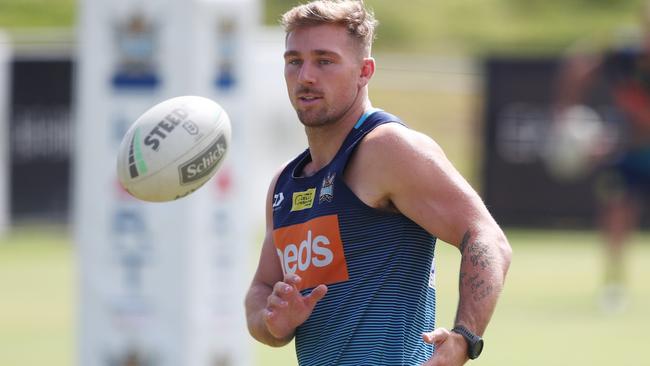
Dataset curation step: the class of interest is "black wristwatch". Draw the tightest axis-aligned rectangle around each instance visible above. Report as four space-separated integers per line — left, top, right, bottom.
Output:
451 325 484 360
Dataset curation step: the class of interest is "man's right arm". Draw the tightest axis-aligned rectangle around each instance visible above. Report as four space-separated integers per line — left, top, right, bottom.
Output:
245 172 292 347
245 238 296 347
244 170 328 347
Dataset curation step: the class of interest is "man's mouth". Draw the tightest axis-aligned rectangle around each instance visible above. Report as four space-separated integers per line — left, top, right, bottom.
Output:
298 95 323 104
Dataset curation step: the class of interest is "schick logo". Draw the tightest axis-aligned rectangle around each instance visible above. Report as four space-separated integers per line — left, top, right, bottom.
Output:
179 134 227 184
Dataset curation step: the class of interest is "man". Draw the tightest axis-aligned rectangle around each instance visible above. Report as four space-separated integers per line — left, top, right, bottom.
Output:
245 1 512 365
554 2 650 312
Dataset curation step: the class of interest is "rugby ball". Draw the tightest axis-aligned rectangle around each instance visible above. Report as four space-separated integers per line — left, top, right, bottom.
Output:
116 95 231 202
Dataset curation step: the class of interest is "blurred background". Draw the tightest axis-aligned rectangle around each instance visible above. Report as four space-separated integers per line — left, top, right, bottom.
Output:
0 0 649 365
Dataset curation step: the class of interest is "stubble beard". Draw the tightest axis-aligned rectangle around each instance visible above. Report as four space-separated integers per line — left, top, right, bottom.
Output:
295 95 357 129
296 106 337 128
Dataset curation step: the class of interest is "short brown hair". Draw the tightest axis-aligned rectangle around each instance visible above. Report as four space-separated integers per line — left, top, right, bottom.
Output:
281 0 378 56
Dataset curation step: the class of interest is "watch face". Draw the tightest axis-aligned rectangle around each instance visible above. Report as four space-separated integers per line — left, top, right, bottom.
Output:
470 339 484 359
452 326 484 359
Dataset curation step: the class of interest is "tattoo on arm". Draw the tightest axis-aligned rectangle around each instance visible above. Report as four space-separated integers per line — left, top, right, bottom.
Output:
459 231 470 253
459 230 494 302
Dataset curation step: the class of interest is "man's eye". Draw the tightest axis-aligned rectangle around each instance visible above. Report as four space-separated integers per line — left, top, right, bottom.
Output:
286 59 301 66
318 59 332 65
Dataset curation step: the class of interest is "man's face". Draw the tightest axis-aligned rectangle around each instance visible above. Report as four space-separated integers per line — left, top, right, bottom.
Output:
284 24 365 127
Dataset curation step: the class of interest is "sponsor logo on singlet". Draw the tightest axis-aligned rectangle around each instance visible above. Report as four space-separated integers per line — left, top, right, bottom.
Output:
272 192 285 211
319 172 335 203
291 188 316 212
273 215 349 290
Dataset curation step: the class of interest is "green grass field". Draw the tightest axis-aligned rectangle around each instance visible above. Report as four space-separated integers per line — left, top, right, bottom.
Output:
1 227 648 366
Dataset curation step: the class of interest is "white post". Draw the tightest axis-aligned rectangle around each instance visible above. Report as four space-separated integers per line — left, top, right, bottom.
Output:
0 31 10 236
75 0 261 365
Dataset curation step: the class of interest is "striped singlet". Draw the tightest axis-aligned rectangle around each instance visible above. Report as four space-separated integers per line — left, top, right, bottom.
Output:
272 110 437 366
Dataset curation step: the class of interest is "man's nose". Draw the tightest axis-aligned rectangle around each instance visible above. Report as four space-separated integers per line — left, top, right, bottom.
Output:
297 62 316 85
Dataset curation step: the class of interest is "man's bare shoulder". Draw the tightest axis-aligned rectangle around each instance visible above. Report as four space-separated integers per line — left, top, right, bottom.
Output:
345 122 452 210
356 122 447 167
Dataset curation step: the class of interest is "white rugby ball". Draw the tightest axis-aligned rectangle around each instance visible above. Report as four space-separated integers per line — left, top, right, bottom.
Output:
116 95 231 202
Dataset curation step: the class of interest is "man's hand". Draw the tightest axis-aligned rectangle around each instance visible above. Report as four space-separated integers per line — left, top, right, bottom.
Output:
421 328 468 366
263 273 328 340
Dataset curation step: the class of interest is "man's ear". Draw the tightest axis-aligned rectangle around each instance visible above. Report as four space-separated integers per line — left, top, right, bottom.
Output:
359 57 375 88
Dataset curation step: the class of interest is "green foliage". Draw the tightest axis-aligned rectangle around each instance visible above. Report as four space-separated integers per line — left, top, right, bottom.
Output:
0 0 75 29
265 0 647 54
0 0 646 54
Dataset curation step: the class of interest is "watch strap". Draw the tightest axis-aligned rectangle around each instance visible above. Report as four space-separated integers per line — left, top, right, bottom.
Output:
451 325 483 360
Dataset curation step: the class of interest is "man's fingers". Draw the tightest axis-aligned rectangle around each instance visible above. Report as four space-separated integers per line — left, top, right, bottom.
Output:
273 281 293 295
422 328 450 347
272 276 326 311
432 328 450 347
284 273 302 287
262 308 274 323
266 294 288 309
304 284 328 308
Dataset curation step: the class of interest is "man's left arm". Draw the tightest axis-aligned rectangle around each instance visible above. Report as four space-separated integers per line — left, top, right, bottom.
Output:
422 226 510 365
449 225 511 351
361 124 512 365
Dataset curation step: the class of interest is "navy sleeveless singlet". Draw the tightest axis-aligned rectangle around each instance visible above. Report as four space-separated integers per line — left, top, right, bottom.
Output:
271 109 437 366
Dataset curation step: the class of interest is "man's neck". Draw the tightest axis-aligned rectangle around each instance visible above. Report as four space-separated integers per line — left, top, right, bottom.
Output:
302 99 372 177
